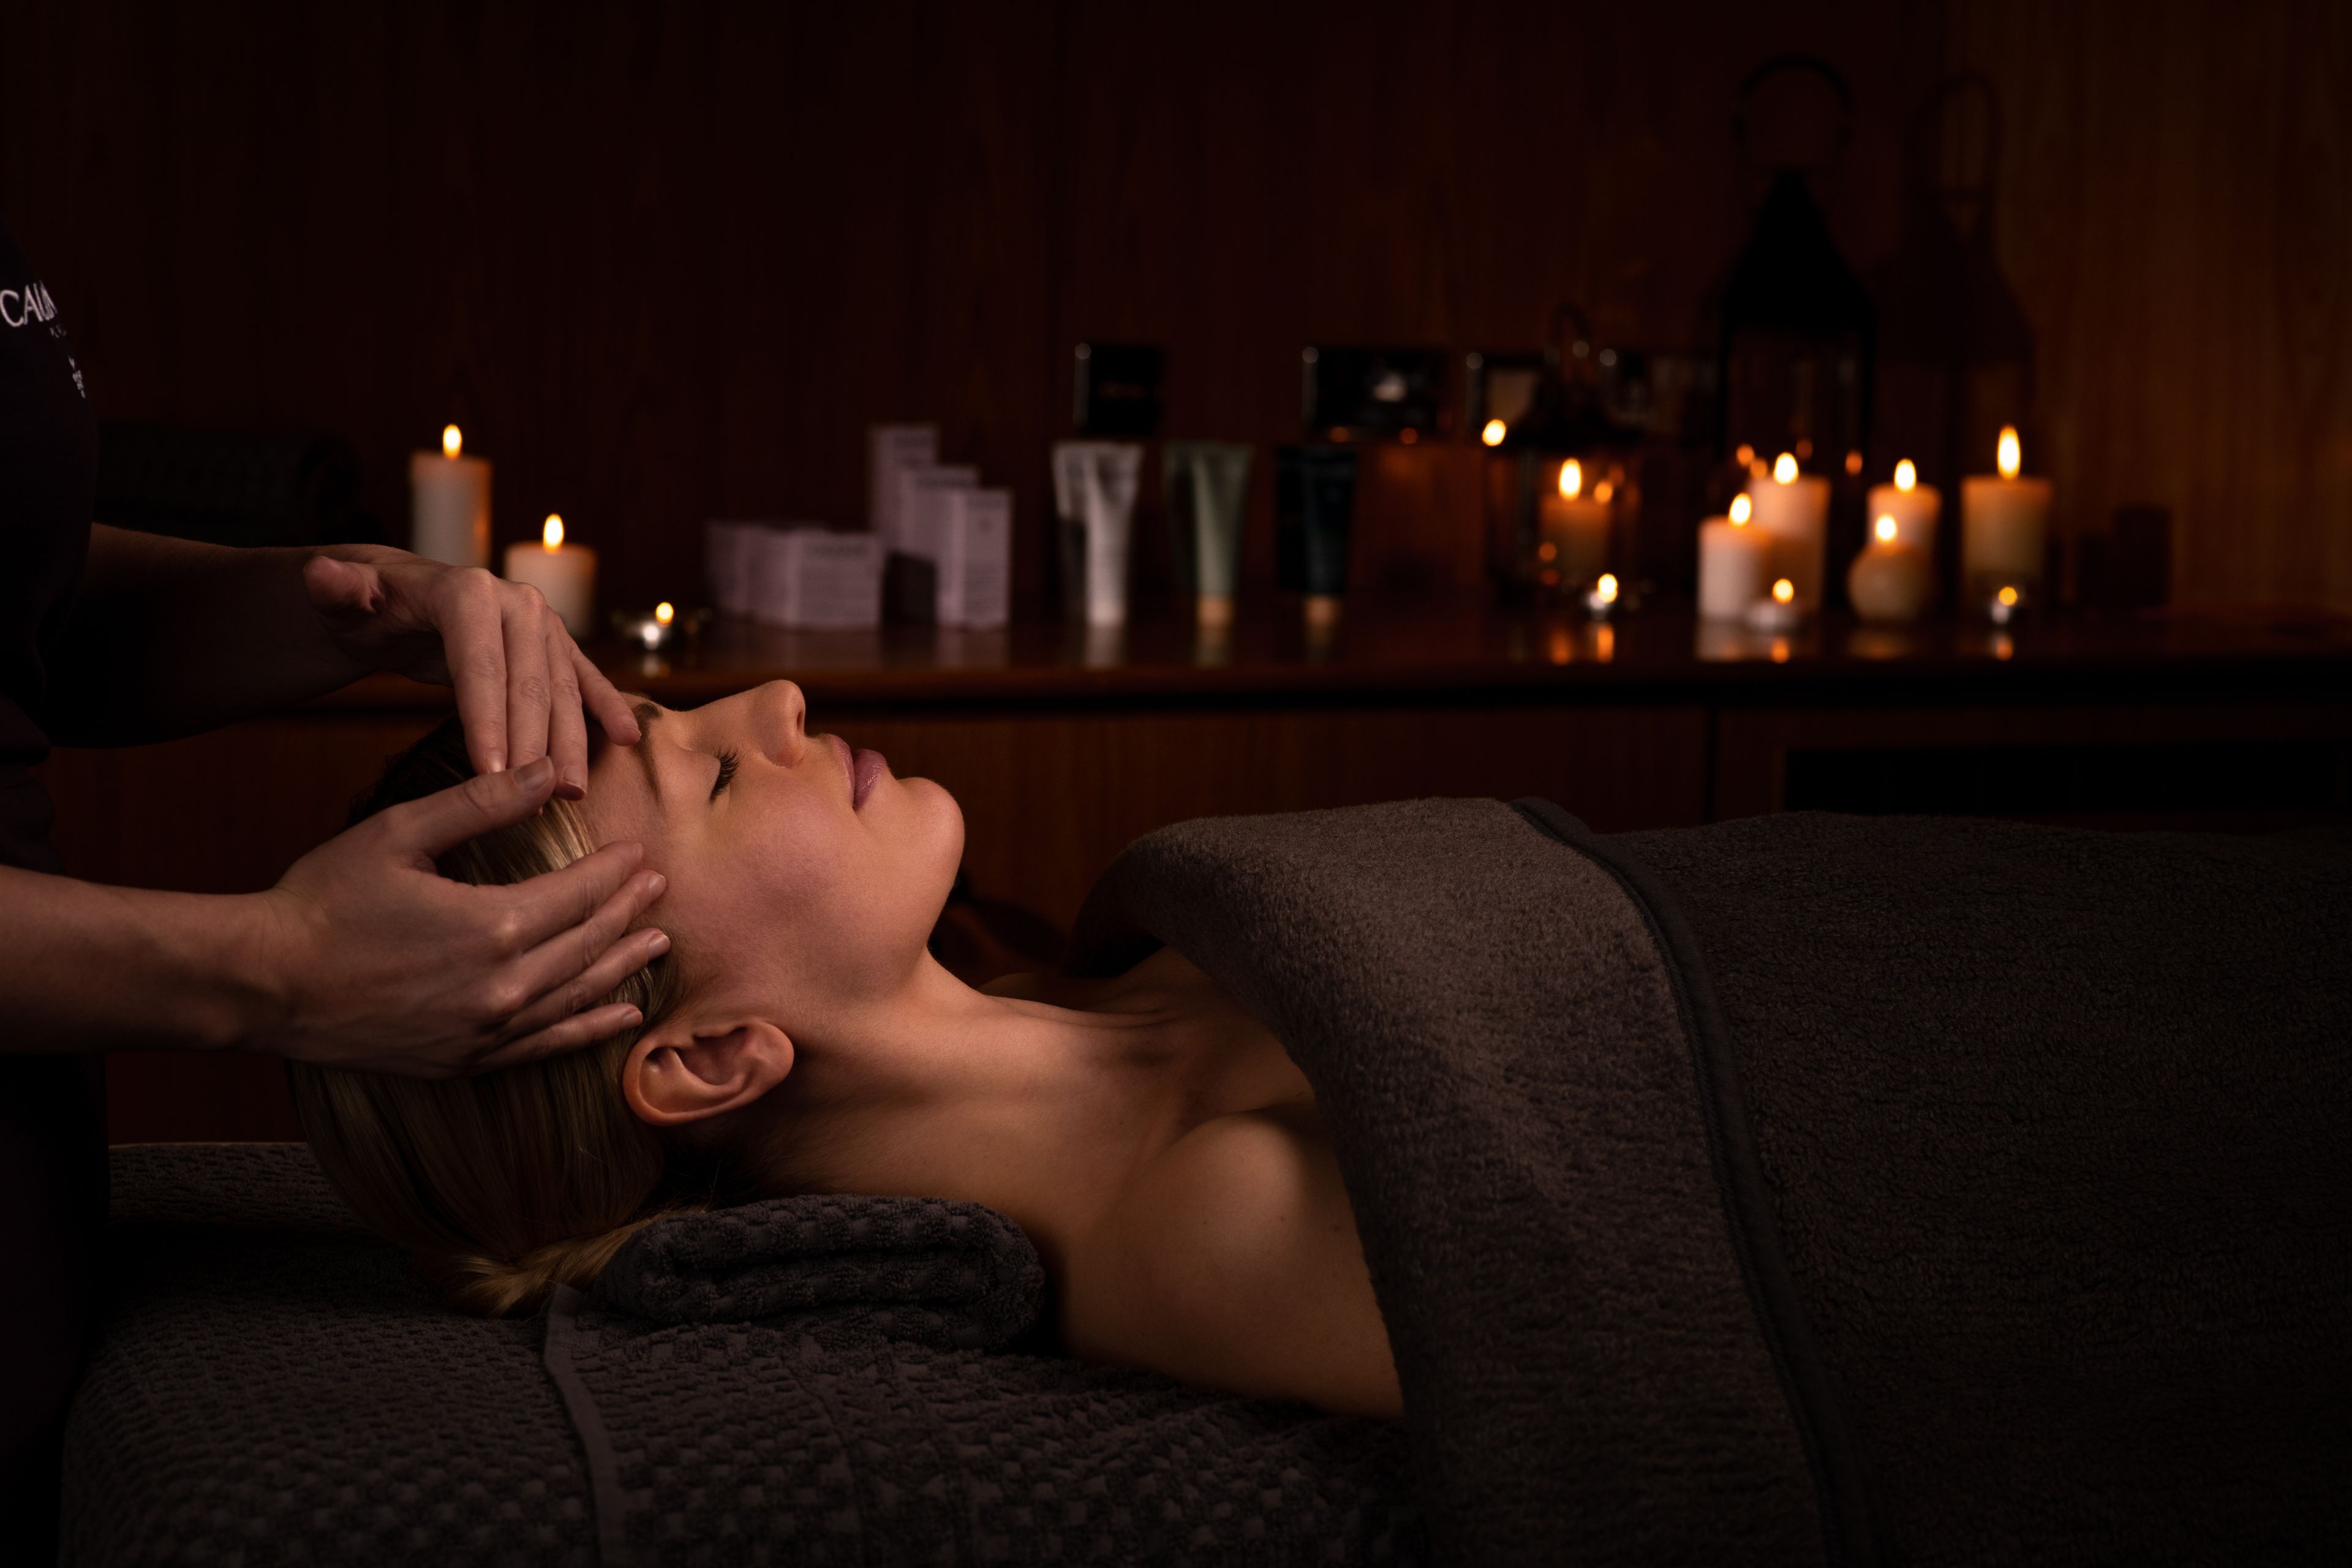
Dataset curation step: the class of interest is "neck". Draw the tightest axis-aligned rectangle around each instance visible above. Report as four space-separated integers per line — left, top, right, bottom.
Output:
744 954 1180 1267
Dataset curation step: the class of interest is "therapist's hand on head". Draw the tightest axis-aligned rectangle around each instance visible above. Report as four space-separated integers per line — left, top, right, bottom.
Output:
251 756 669 1076
300 547 643 797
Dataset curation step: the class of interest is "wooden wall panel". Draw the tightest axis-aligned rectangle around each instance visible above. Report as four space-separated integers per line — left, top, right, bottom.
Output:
1949 0 2352 609
1 0 1943 623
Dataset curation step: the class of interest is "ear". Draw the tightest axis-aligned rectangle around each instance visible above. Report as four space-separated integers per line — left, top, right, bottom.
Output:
621 1016 793 1128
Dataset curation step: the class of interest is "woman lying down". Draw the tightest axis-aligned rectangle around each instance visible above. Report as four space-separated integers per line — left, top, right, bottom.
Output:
294 679 1402 1419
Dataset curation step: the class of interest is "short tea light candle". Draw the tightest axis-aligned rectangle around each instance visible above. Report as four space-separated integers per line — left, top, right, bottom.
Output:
1747 452 1830 610
1584 572 1620 620
1539 459 1610 587
617 601 677 652
1744 576 1803 633
410 424 491 568
1847 514 1932 624
1866 459 1940 554
505 514 598 638
1961 427 2052 598
1698 493 1770 620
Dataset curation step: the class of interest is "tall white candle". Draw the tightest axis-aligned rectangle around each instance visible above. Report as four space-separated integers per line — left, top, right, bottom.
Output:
409 424 491 568
504 514 598 638
1746 452 1830 610
1865 458 1940 554
1961 427 2052 596
1538 458 1610 586
1697 492 1771 620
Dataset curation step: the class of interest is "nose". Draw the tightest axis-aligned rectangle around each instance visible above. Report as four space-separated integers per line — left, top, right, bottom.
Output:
756 679 808 766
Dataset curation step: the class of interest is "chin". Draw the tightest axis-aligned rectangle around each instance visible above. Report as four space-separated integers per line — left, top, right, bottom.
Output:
898 774 966 898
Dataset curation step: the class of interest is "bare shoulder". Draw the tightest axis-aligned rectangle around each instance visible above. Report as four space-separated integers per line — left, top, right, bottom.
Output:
1061 1109 1403 1419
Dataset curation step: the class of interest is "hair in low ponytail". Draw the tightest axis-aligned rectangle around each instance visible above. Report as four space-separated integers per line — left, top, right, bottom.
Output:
290 717 697 1316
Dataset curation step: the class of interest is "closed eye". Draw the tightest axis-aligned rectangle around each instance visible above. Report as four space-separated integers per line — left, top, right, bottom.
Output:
709 748 740 801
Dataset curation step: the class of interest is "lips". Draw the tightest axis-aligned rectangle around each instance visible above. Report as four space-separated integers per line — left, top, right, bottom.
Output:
852 748 889 810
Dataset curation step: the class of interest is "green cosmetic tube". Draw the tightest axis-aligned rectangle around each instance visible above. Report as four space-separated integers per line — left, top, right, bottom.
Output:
1165 441 1253 628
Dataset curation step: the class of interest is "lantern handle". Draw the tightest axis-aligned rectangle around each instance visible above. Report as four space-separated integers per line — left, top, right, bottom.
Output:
1732 55 1855 173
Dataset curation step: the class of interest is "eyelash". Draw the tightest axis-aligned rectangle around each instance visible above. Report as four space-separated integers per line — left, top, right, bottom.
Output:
709 748 740 801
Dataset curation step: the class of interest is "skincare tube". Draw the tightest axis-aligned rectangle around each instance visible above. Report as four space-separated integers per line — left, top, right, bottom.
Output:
1276 445 1359 622
1166 441 1253 628
1052 440 1144 626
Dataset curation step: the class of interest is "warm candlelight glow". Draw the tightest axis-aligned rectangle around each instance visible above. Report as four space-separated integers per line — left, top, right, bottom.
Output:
1593 479 1614 503
1844 449 1864 476
1729 494 1752 526
1997 426 2021 480
1594 573 1619 605
1480 418 1507 447
442 424 463 460
1772 578 1795 605
542 514 565 549
1735 443 1755 467
1773 452 1799 484
1894 458 1917 492
1997 584 2019 607
655 601 674 625
1558 459 1583 500
1875 514 1899 543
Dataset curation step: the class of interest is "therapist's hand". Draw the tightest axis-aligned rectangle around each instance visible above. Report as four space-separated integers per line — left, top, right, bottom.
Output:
246 758 669 1075
300 547 642 797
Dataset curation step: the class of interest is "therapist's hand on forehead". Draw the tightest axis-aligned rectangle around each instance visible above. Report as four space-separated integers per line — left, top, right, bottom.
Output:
258 549 661 1073
8 533 666 1078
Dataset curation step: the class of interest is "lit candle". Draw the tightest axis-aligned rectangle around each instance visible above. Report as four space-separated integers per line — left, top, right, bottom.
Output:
1744 575 1803 633
1697 492 1771 620
409 424 491 568
1865 459 1941 554
503 514 598 638
1745 452 1830 610
1961 427 2052 598
1538 458 1611 587
1584 572 1619 619
1847 514 1933 623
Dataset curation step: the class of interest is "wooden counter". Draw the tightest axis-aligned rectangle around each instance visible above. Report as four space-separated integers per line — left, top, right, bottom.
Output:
47 595 2351 1142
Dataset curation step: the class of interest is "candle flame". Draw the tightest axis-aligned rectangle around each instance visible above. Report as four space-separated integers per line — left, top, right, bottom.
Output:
1773 452 1798 484
1558 459 1583 500
1894 459 1917 491
442 424 463 459
1594 573 1619 604
1729 494 1752 526
1997 426 2021 480
543 514 565 549
1593 479 1614 503
1735 443 1755 467
655 601 674 625
1480 418 1507 447
1772 578 1795 605
1844 449 1863 476
1997 584 2019 607
1876 515 1899 543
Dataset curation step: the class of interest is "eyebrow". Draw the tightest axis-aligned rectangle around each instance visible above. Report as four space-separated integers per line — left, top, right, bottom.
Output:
630 700 665 802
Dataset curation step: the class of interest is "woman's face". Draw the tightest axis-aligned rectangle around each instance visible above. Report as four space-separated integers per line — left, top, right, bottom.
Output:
582 680 963 1025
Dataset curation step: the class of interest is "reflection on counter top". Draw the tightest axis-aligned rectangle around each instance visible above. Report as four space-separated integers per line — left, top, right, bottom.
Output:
310 595 2352 710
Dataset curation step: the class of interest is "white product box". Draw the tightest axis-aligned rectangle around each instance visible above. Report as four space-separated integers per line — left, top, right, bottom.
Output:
705 520 777 619
934 487 1012 628
893 464 979 561
867 424 940 550
747 527 884 629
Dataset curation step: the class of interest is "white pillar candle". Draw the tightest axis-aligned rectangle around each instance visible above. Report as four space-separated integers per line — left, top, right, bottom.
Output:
1746 453 1830 609
504 514 598 638
1697 494 1771 619
1538 458 1610 586
1961 427 2052 596
409 424 491 568
1864 459 1940 554
1847 516 1933 623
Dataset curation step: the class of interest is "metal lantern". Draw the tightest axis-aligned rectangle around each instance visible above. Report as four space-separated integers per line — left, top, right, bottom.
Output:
1476 304 1637 601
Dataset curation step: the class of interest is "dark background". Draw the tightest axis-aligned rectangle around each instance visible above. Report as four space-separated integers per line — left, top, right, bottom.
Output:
8 1 2344 622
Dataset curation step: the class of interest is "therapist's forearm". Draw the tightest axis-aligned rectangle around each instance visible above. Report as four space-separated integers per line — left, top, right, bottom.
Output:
43 525 367 745
0 864 276 1052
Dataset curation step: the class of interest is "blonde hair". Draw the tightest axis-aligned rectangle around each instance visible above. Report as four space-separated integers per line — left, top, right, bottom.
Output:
290 718 700 1317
